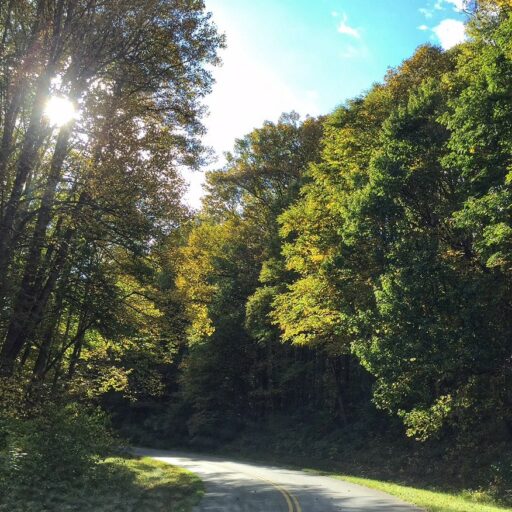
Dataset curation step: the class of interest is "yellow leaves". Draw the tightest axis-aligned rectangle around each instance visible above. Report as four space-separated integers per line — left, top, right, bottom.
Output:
175 220 239 341
441 248 464 261
189 305 216 338
67 350 133 399
284 247 328 274
402 395 453 442
505 167 512 185
272 275 344 347
94 366 131 395
311 253 326 264
116 274 163 336
481 0 512 8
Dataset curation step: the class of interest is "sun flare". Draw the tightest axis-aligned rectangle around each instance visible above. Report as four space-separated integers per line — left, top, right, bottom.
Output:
44 96 76 127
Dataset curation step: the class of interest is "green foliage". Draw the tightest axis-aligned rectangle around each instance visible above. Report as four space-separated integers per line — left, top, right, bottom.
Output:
105 11 512 501
0 455 202 512
273 36 512 441
0 405 115 496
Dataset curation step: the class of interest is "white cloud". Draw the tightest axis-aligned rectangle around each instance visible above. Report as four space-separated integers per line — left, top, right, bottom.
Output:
421 0 466 18
337 14 361 39
444 0 466 11
418 24 429 31
431 0 466 11
433 18 466 49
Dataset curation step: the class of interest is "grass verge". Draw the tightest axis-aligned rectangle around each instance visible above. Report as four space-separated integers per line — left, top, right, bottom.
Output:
200 445 511 512
333 475 511 512
0 456 203 512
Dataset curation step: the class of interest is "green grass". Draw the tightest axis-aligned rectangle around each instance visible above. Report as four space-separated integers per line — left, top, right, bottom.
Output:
332 475 511 512
0 456 203 512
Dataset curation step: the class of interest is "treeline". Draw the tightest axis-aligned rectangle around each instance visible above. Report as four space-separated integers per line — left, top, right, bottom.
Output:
167 1 512 443
116 0 512 496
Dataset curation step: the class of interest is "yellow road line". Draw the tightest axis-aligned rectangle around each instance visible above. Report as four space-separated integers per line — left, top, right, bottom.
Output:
202 459 302 512
252 473 302 512
290 489 302 512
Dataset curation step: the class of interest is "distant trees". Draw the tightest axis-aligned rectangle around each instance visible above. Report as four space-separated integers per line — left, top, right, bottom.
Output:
171 3 512 447
175 114 327 437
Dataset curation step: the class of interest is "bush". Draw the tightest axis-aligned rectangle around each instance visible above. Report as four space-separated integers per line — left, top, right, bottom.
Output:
489 460 512 504
0 403 117 500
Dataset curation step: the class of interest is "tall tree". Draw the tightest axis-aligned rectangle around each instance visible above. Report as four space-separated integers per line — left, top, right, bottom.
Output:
0 0 224 378
175 114 325 437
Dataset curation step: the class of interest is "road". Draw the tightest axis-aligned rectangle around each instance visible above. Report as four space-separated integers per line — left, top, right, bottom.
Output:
135 448 422 511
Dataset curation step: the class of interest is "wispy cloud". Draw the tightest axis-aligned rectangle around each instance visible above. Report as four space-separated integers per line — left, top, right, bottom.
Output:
418 24 429 31
340 43 369 60
424 0 466 14
418 0 468 19
433 18 466 48
444 0 466 11
337 14 361 39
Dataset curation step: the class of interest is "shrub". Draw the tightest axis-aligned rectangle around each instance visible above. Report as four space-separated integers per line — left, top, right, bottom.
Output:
0 403 116 499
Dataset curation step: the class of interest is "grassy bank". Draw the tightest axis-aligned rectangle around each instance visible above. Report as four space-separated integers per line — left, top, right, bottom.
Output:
0 456 203 512
188 431 511 512
333 475 511 512
212 446 512 511
218 450 511 512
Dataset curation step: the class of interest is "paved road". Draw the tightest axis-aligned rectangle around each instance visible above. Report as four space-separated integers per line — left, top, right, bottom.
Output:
135 448 422 512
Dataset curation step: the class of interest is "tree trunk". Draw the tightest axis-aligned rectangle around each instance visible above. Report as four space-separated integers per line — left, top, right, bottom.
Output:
330 357 349 427
0 71 53 287
32 280 69 381
0 225 73 375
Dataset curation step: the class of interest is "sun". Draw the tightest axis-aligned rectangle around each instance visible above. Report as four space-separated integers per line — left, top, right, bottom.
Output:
44 96 76 127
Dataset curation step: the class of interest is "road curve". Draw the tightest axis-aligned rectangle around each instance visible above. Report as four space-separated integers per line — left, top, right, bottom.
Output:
134 448 423 512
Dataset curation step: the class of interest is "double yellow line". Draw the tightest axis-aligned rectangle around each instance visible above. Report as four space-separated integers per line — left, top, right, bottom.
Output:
252 473 302 512
205 459 302 512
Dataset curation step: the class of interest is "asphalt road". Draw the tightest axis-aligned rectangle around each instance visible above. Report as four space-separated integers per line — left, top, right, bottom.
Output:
135 448 423 512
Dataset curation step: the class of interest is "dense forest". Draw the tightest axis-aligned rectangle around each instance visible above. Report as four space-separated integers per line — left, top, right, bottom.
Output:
1 0 512 509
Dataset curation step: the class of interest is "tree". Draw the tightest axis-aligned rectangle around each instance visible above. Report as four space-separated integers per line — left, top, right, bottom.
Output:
175 114 325 436
0 0 223 385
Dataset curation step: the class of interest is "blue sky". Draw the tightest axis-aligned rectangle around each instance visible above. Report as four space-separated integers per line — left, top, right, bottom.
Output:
184 0 468 206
